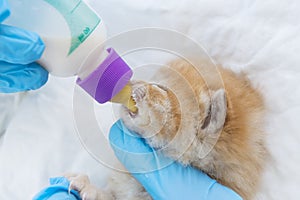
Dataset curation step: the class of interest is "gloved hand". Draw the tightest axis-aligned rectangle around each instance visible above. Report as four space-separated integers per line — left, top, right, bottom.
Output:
0 0 48 93
109 120 243 200
33 177 81 200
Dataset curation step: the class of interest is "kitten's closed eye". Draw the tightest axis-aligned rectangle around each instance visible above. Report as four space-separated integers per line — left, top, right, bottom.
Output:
153 84 169 92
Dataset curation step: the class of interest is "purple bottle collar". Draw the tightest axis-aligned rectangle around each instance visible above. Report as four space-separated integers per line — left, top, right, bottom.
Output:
76 48 133 104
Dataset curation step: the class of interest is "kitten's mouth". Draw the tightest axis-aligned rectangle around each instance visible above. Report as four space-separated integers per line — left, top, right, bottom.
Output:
125 95 138 118
121 102 137 118
125 83 147 118
129 109 138 118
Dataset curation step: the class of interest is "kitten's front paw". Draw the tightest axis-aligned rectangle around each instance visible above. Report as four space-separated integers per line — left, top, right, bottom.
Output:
65 173 98 200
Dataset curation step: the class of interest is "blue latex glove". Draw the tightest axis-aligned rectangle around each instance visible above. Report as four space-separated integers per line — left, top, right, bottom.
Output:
109 120 243 200
0 0 48 93
33 177 81 200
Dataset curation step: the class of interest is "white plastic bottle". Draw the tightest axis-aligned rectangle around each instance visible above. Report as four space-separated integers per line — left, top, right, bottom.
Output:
5 0 137 110
5 0 107 79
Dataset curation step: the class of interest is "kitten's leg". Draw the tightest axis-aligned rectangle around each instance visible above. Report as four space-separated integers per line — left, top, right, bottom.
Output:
65 172 152 200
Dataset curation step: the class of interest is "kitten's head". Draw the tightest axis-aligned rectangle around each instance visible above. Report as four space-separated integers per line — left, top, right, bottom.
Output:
120 80 227 151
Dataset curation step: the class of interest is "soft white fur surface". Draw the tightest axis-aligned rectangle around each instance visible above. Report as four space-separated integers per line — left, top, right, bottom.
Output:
1 0 300 199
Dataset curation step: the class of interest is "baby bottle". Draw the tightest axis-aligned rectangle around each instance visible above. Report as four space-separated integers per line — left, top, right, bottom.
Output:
5 0 137 112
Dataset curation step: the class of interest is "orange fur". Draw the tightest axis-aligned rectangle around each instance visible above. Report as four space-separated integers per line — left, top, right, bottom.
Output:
122 59 268 199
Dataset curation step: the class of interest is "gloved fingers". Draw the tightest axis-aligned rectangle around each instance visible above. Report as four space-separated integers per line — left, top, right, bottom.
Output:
0 61 48 93
134 162 216 200
132 156 236 200
0 24 45 64
0 0 10 22
33 177 81 200
109 120 174 173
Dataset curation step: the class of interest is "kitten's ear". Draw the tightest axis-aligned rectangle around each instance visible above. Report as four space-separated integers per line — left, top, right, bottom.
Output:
201 89 227 135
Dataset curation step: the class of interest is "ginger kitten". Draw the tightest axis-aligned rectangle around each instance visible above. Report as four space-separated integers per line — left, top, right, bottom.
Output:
67 59 267 200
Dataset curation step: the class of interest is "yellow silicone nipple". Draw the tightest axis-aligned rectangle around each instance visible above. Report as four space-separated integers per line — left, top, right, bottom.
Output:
110 84 137 113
